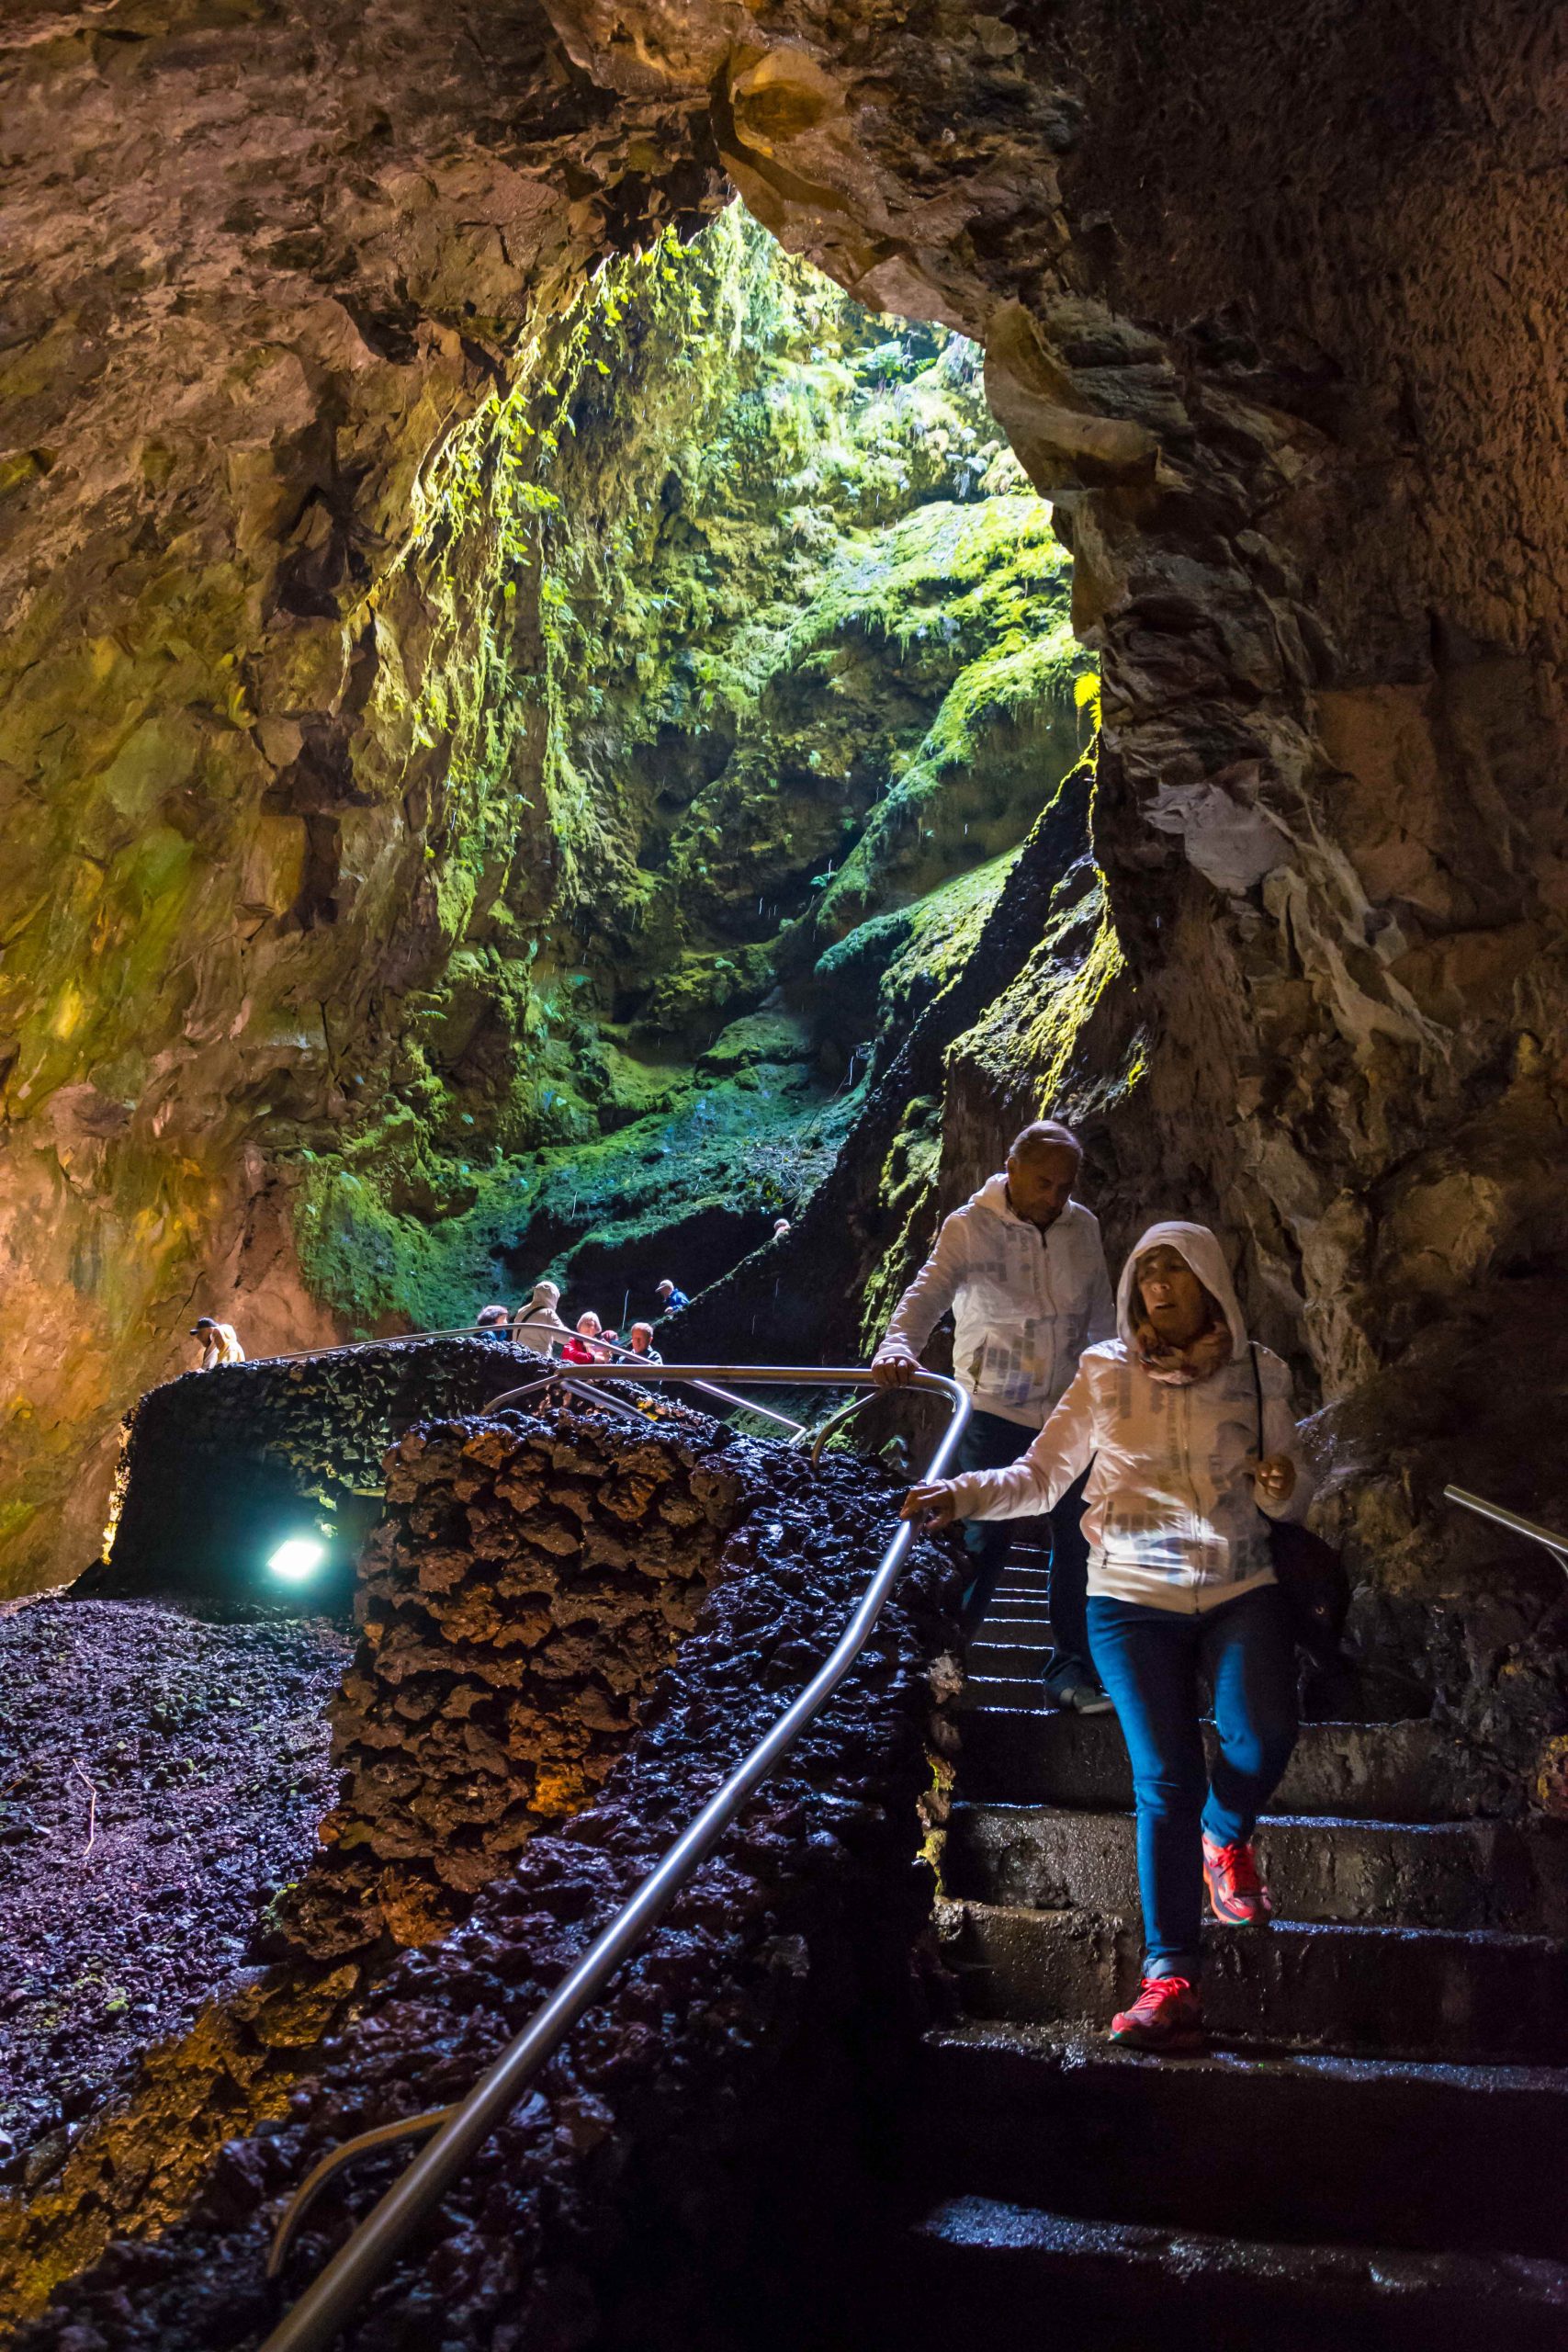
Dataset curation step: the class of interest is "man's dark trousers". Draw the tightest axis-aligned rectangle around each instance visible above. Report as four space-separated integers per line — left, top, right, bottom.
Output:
954 1406 1094 1690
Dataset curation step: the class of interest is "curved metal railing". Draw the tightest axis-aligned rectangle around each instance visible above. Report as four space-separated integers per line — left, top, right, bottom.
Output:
1444 1484 1568 1577
235 1323 813 1442
257 1362 968 2352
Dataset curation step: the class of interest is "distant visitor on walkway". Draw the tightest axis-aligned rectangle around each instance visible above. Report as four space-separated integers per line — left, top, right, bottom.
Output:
654 1277 689 1314
562 1312 611 1364
873 1117 1114 1710
190 1317 245 1371
903 1219 1313 2053
513 1282 569 1348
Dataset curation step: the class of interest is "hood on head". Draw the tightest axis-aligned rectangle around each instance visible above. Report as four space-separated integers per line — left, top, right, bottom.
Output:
530 1282 560 1306
1116 1221 1249 1354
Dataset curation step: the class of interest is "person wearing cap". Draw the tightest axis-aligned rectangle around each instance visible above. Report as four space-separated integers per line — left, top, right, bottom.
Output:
654 1278 690 1315
191 1317 245 1370
873 1116 1115 1708
772 1217 791 1240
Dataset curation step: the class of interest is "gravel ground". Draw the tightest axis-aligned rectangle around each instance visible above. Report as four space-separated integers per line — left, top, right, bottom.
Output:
0 1596 352 2182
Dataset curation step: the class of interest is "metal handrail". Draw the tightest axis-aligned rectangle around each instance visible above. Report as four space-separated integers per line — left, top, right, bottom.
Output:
235 1324 812 1440
1444 1485 1568 1575
590 1335 810 1437
258 1363 969 2351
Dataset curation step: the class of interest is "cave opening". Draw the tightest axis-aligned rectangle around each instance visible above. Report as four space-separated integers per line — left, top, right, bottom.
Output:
296 208 1096 1345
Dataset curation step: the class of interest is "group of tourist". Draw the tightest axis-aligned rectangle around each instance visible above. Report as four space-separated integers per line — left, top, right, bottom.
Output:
880 1118 1314 2055
474 1276 690 1365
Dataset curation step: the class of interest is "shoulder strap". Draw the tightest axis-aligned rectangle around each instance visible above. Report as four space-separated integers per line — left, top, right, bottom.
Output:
1248 1340 1264 1456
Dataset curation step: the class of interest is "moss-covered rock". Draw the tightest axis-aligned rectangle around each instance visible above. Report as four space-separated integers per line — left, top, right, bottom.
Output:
292 210 1090 1326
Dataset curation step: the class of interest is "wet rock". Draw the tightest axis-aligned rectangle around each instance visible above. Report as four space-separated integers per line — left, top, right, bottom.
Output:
15 1415 963 2350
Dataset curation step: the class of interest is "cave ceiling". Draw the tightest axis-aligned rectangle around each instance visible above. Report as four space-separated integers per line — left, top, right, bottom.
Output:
0 0 1565 1615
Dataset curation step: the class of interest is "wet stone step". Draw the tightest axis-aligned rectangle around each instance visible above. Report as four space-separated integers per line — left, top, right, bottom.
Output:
910 2021 1568 2260
967 1614 1053 1644
955 1676 1053 1714
944 1803 1568 1934
897 2195 1568 2352
941 1899 1568 2066
965 1641 1052 1679
959 1708 1495 1822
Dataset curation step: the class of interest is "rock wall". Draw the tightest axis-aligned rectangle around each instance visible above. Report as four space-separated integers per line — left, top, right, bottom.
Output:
88 1337 554 1605
0 0 725 1596
278 1407 750 1956
16 1423 961 2352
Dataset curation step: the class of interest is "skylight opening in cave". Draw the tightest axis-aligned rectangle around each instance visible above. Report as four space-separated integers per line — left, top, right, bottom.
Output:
299 206 1096 1338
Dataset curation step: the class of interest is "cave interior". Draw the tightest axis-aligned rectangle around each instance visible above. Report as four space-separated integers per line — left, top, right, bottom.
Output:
2 2 1568 2346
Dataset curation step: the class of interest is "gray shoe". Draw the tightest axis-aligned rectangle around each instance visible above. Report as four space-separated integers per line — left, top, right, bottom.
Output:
1047 1676 1114 1716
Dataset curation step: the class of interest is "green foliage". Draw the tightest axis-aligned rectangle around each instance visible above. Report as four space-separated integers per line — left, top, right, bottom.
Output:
296 209 1091 1325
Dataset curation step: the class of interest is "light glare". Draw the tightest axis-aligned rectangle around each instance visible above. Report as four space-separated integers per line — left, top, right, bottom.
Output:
268 1534 327 1581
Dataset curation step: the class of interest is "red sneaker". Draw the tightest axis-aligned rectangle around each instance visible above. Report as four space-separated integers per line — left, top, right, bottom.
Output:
1109 1973 1202 2051
1203 1836 1273 1925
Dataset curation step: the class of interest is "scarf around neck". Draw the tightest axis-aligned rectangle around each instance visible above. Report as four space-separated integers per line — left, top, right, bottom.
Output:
1133 1310 1234 1387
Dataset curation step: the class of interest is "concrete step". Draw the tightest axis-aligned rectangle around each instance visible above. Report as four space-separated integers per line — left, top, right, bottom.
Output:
939 1899 1568 2065
897 2195 1568 2351
945 1802 1568 1934
964 1640 1051 1679
959 1707 1494 1821
911 2021 1568 2259
954 1675 1052 1714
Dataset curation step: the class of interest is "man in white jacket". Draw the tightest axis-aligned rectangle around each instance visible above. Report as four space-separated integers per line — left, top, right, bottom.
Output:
872 1118 1115 1708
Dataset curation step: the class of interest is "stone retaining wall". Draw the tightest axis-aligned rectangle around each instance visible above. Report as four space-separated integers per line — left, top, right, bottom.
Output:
276 1406 753 1955
83 1338 551 1604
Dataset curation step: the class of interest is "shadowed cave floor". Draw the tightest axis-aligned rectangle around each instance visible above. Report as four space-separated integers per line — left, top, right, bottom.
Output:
0 1597 351 2187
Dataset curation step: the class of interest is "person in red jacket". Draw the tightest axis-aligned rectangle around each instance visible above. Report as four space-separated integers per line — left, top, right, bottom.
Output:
561 1312 604 1365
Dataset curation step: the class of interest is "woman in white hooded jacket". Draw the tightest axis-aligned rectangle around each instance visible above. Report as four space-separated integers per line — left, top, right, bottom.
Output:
904 1221 1314 2051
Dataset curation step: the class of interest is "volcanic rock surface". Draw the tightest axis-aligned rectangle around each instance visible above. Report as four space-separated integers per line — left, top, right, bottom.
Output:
278 1405 757 1957
14 1414 962 2350
0 1597 351 2180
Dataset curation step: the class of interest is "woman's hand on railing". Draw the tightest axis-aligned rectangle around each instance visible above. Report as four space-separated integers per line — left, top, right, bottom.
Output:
901 1479 960 1529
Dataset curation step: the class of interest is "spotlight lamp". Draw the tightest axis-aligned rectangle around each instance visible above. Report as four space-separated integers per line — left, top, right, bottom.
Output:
268 1533 328 1581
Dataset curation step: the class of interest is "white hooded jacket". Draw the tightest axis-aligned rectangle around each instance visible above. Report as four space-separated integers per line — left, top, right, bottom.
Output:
514 1283 569 1344
947 1220 1314 1612
882 1174 1115 1430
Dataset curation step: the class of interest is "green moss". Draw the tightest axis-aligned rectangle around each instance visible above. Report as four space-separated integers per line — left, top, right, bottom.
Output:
293 209 1092 1325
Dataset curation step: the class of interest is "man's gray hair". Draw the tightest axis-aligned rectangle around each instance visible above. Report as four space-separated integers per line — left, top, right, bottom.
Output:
1008 1117 1083 1161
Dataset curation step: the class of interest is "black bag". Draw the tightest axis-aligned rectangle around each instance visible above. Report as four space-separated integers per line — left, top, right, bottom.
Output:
1248 1343 1349 1670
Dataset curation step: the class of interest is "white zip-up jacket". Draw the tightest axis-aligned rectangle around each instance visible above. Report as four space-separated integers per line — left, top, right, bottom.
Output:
882 1174 1115 1430
947 1221 1314 1611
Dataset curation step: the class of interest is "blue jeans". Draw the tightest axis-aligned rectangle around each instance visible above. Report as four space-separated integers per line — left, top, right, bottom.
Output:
955 1409 1094 1688
1086 1586 1298 1979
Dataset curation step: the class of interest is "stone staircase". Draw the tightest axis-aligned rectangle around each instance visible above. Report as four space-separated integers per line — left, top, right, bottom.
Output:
887 1548 1568 2348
